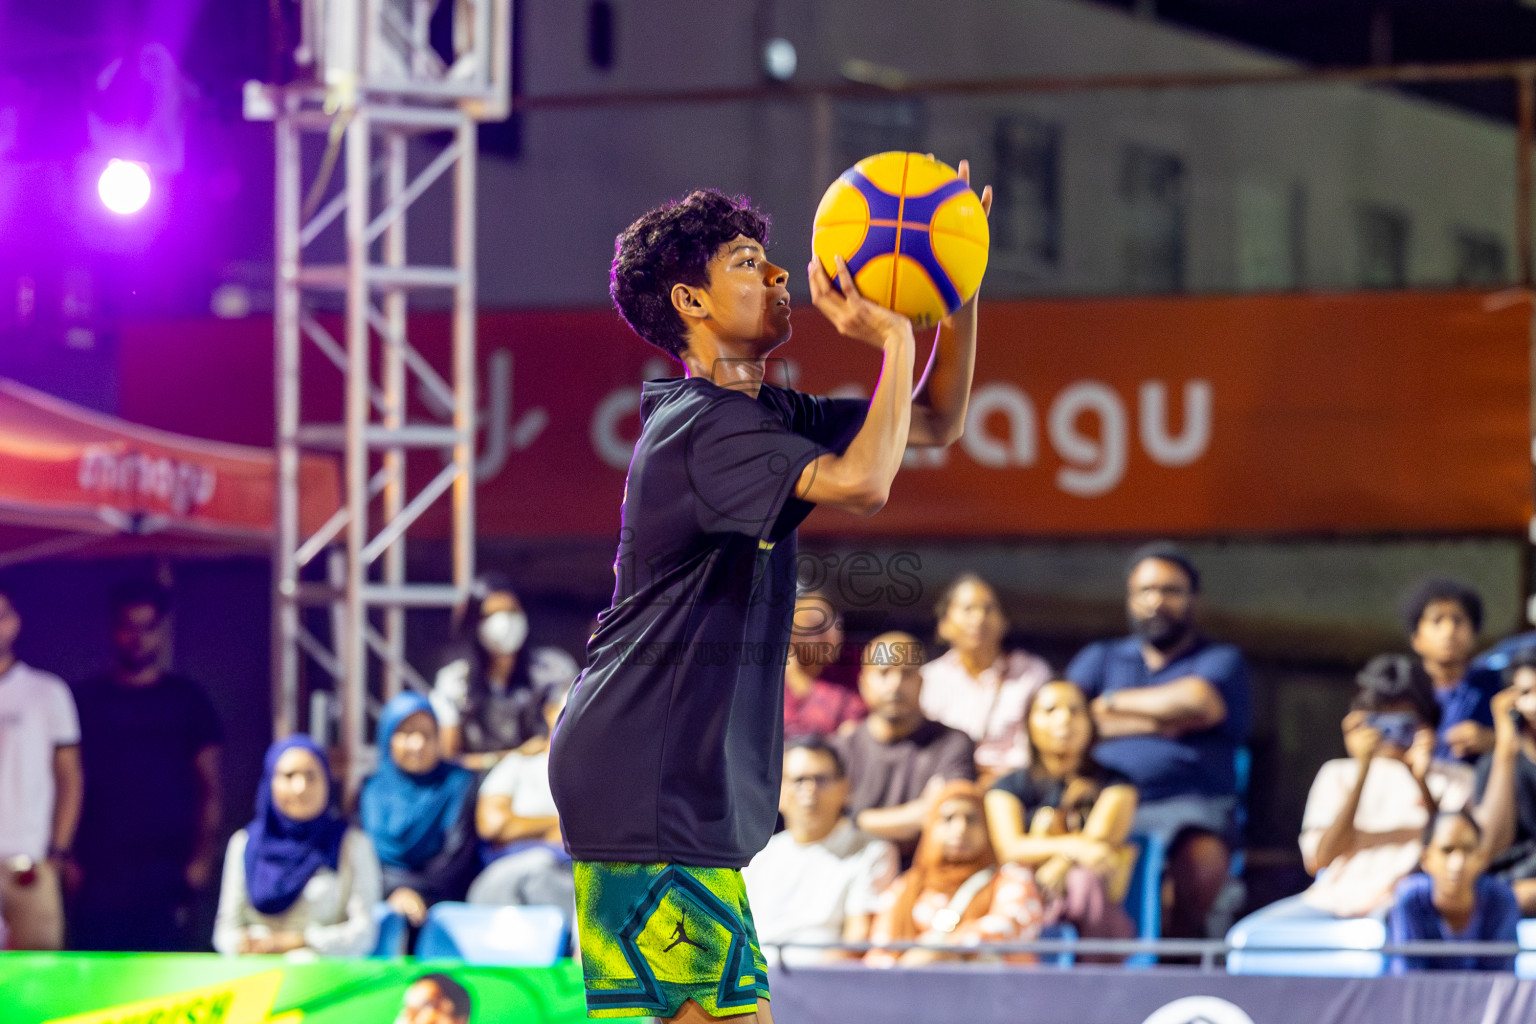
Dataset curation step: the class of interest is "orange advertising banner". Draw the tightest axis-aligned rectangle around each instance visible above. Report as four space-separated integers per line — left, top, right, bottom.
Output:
117 290 1531 539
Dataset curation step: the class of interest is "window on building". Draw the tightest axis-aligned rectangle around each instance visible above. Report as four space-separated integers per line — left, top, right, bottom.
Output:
1236 181 1306 291
1356 205 1410 288
1452 230 1507 286
991 115 1061 272
587 1 616 71
833 99 925 174
1119 144 1186 293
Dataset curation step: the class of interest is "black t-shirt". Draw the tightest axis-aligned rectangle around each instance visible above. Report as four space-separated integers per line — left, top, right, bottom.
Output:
990 761 1132 828
834 720 979 817
463 686 543 753
549 377 864 867
1475 749 1536 879
71 672 223 903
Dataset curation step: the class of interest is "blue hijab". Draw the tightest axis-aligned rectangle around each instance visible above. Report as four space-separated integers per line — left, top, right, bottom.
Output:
244 735 348 916
360 692 477 870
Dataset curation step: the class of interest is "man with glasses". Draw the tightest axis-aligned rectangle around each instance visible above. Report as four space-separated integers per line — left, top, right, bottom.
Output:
1066 543 1251 939
742 736 897 963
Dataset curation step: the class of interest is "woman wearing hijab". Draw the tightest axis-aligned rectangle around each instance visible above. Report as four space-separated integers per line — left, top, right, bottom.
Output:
430 573 553 769
213 736 381 956
360 693 480 928
867 780 1044 967
985 680 1138 941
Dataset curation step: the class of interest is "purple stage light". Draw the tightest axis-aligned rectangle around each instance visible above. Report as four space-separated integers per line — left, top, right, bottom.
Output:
98 159 151 215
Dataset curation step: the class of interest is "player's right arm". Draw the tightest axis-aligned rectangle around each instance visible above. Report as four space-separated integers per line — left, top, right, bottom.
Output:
800 255 916 516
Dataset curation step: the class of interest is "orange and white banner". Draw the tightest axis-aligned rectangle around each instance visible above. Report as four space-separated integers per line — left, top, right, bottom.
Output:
119 290 1532 538
0 379 339 541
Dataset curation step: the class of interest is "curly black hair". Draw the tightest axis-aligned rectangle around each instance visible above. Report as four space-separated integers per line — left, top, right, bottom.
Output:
1401 576 1484 636
609 190 771 358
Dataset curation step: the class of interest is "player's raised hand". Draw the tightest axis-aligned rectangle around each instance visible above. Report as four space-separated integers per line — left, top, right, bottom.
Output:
922 154 992 218
955 158 992 218
940 158 990 329
807 255 914 351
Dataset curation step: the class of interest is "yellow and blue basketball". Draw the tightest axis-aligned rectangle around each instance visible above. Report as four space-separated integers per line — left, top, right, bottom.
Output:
812 152 990 328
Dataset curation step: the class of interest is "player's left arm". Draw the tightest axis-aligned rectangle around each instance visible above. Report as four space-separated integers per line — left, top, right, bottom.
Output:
908 160 991 448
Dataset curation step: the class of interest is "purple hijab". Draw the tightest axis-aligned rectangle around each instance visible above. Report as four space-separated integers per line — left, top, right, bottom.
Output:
244 735 348 916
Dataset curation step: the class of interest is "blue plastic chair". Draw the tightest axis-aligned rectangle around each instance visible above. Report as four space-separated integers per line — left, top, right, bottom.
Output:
415 902 569 966
1225 916 1386 977
370 902 409 958
1514 919 1536 979
1124 832 1167 940
1122 832 1167 967
1230 746 1252 879
1038 921 1078 967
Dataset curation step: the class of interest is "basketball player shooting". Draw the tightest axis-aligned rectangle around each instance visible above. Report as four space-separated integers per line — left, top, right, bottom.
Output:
549 164 991 1023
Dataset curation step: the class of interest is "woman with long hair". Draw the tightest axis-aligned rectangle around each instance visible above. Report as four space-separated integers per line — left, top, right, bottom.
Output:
984 679 1138 940
867 780 1044 966
430 573 551 769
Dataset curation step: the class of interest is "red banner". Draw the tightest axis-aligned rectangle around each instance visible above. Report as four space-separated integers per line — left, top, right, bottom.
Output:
0 378 340 564
119 290 1532 539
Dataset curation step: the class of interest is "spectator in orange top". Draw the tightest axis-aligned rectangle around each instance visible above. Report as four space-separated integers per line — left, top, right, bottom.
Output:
867 779 1043 966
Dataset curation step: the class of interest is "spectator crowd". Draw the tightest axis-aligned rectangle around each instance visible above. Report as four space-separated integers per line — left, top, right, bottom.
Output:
1 547 1532 972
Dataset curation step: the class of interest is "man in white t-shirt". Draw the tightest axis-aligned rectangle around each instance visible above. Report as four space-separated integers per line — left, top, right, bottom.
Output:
467 678 572 912
0 586 83 949
743 736 898 964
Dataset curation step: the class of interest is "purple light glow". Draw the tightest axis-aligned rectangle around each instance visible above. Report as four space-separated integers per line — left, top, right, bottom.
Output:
98 159 151 215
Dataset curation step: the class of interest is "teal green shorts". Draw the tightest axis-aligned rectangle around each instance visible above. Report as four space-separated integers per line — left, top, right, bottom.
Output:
573 861 770 1019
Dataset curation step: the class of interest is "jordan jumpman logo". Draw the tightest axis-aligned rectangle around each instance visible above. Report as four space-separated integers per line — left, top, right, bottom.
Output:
664 916 706 952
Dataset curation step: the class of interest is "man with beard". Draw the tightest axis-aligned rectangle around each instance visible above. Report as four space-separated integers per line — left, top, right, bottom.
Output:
1065 544 1251 939
69 580 223 951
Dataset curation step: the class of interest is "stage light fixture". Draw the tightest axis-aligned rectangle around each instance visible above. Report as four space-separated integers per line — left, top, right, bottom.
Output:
98 159 151 215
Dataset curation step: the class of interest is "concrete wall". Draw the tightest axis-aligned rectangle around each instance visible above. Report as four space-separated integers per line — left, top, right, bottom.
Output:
387 0 1520 305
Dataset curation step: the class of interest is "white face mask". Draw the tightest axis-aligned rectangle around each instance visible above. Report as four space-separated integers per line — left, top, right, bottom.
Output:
478 610 528 656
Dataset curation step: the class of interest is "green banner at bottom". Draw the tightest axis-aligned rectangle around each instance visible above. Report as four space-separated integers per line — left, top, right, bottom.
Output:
0 953 588 1024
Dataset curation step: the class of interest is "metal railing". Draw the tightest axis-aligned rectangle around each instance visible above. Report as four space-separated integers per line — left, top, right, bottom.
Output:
764 937 1527 974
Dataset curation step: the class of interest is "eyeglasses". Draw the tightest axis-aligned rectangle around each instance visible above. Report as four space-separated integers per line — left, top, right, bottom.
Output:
1131 584 1191 601
786 773 840 790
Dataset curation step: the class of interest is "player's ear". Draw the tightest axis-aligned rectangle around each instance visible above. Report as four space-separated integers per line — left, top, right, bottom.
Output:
671 282 710 322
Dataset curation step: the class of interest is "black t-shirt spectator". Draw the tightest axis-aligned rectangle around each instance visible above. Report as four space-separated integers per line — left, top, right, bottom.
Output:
989 761 1132 825
71 672 223 906
833 720 977 820
1475 749 1536 880
550 377 863 868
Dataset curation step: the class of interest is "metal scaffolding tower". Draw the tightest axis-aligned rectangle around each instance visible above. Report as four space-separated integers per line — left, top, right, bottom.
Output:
247 0 510 788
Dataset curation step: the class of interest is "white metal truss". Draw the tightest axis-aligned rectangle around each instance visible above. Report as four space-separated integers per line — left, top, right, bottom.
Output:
248 0 509 789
